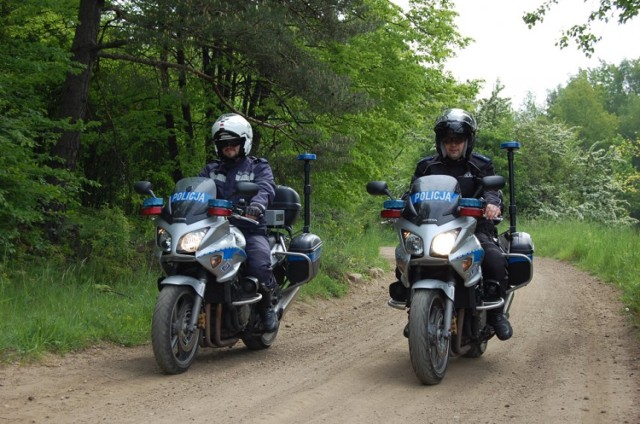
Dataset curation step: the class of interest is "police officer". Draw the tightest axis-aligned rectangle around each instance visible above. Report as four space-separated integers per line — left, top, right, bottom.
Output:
398 108 513 340
198 113 278 332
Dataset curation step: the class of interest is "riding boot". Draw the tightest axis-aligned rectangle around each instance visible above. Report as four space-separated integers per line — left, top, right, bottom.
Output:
484 279 513 341
258 284 278 332
487 308 513 341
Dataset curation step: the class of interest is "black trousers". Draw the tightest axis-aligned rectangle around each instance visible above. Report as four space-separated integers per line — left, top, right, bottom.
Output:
476 231 508 296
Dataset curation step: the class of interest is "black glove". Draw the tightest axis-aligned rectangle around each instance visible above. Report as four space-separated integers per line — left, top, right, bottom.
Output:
245 204 264 219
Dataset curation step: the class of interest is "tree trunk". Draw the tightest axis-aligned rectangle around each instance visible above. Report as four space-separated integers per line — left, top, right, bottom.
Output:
51 0 104 171
177 48 195 154
160 48 183 182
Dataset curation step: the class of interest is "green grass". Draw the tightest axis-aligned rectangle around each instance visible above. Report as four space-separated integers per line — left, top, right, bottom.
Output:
2 218 638 363
0 221 394 362
519 219 640 318
298 220 395 299
0 263 157 363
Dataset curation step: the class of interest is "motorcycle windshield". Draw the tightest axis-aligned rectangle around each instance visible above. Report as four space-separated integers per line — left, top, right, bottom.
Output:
405 175 461 225
168 177 217 221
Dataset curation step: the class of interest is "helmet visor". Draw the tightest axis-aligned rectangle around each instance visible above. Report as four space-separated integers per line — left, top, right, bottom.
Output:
215 136 244 149
214 130 245 149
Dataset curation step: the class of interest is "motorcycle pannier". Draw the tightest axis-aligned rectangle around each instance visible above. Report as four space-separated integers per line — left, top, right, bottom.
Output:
266 186 301 228
287 233 322 285
507 231 534 288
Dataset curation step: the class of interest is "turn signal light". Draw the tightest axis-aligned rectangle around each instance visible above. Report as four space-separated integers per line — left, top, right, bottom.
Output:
208 207 232 216
381 209 402 219
459 207 483 217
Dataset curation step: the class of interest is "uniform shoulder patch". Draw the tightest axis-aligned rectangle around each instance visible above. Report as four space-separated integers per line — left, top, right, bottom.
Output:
418 156 436 165
206 159 222 170
471 152 491 163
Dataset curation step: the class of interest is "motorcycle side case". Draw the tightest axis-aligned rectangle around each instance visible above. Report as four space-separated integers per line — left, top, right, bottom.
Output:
506 231 534 288
266 185 301 228
287 233 322 285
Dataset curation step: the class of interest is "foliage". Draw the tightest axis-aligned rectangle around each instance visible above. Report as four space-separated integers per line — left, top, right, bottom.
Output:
2 0 640 356
0 0 85 257
3 0 478 261
544 61 640 220
547 71 619 147
473 84 638 226
523 0 640 55
614 138 640 216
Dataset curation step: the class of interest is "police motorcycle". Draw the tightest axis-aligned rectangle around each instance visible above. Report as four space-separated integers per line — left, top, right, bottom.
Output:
366 142 533 385
134 154 322 374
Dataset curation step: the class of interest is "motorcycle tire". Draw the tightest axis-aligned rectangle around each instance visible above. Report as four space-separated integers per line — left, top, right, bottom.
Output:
151 285 201 374
408 290 450 385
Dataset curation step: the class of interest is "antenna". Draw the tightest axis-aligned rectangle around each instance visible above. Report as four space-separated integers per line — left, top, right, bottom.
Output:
500 141 520 234
298 153 316 233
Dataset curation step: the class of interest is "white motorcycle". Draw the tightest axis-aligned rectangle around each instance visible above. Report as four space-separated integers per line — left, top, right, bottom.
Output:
366 142 533 384
135 154 322 374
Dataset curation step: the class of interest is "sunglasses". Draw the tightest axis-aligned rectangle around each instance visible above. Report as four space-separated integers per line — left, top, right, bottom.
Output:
443 135 466 145
215 137 244 148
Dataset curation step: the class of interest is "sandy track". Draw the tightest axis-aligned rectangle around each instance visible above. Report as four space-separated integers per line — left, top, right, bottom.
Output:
1 256 639 423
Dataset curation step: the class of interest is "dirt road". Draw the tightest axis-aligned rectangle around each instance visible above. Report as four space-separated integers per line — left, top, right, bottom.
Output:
1 256 639 424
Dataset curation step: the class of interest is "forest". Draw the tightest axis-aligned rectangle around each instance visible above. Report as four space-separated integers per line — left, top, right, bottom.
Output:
1 0 639 280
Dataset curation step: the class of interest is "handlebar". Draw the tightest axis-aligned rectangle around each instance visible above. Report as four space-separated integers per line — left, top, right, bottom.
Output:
229 203 260 225
231 213 259 226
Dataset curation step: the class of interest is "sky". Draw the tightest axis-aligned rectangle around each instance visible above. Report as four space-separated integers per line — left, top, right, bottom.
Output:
395 0 640 107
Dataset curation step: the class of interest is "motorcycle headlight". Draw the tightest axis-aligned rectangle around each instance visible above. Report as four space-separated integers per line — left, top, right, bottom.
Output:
157 227 172 253
430 229 460 258
402 231 424 256
177 228 209 254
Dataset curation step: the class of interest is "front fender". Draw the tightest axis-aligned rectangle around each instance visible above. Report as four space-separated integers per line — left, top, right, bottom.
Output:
159 275 205 298
412 279 454 301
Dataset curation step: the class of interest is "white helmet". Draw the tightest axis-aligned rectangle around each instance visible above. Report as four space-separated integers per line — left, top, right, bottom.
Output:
211 113 253 157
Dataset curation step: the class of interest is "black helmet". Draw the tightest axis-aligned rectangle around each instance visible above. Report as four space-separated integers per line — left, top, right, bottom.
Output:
434 108 477 160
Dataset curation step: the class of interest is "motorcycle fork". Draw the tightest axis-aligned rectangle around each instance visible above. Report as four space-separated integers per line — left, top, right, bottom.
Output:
186 275 207 332
443 294 454 341
450 308 474 356
444 279 480 356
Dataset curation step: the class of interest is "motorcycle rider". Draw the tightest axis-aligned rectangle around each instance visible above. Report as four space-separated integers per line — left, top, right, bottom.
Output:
393 108 513 341
198 113 278 332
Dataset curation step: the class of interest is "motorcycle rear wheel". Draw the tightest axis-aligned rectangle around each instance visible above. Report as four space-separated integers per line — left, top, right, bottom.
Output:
152 285 201 374
408 290 450 385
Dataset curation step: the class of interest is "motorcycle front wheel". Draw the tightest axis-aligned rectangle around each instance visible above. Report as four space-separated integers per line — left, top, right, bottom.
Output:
408 290 450 385
152 285 201 374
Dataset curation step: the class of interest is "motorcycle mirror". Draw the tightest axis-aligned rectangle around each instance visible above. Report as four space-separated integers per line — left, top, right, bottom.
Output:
235 181 260 197
482 175 506 191
134 181 156 197
366 181 393 199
